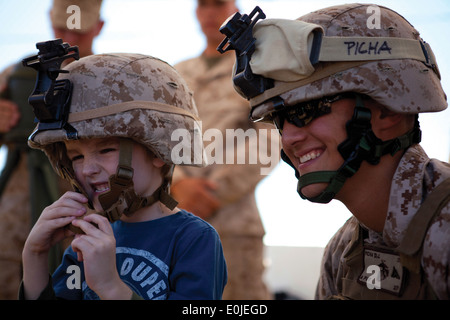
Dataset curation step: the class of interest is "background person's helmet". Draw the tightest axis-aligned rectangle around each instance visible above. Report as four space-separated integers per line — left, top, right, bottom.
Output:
28 53 205 227
247 3 447 122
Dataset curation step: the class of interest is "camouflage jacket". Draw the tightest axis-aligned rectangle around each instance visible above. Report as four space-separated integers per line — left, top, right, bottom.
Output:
174 53 279 237
316 144 450 299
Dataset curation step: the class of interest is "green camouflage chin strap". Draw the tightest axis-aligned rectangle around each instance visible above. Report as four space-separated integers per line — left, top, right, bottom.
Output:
290 94 422 204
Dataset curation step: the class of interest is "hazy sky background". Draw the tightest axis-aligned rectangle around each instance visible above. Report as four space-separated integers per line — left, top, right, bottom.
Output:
1 0 449 247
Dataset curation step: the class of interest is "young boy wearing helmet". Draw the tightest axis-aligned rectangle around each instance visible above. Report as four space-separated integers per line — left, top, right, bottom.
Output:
20 51 227 300
218 4 449 299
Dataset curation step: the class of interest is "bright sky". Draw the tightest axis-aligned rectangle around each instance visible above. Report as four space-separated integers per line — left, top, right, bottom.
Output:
0 0 449 247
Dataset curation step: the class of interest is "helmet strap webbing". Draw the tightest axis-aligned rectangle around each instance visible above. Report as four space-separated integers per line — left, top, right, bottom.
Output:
98 138 178 221
294 94 421 204
60 139 178 234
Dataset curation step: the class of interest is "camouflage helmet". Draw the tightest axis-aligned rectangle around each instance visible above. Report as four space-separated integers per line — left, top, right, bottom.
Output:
246 3 447 122
27 53 205 226
28 53 206 169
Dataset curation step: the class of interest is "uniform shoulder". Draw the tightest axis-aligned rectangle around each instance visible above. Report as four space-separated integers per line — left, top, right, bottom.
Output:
326 216 358 250
174 56 203 72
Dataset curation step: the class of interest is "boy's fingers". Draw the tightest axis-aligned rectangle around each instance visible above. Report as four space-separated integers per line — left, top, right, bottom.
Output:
82 214 112 233
71 214 111 239
61 191 89 203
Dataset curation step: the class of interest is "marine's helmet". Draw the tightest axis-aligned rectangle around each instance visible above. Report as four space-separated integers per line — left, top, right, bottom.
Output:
248 3 446 120
219 3 447 203
28 52 205 225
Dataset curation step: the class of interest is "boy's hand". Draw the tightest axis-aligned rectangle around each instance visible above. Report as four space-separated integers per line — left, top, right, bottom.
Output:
22 191 88 299
24 191 88 255
70 214 132 299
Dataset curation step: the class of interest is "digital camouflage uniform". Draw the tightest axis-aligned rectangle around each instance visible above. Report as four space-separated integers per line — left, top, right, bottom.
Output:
316 144 450 299
174 52 277 300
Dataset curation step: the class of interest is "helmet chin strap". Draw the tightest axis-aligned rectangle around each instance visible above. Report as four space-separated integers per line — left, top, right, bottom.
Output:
98 138 178 220
282 94 422 204
63 138 178 234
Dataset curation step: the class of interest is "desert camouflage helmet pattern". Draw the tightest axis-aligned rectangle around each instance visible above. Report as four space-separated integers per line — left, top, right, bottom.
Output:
249 3 448 122
28 53 206 173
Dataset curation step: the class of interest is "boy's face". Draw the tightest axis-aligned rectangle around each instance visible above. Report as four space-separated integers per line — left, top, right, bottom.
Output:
65 137 164 212
280 98 355 199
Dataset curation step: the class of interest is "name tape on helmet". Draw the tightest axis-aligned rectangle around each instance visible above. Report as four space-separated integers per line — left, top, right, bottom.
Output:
319 36 431 63
250 19 435 83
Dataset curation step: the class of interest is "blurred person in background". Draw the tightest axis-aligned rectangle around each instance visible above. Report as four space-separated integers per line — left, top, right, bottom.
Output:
0 0 103 299
171 0 277 299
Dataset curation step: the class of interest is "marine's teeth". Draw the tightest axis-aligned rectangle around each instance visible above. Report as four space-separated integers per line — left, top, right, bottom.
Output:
300 151 321 164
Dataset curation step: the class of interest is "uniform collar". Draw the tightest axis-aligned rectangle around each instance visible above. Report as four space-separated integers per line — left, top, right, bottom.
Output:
382 144 430 247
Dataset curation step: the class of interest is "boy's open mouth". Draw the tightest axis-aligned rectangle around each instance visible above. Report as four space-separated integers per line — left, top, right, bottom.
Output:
91 182 110 194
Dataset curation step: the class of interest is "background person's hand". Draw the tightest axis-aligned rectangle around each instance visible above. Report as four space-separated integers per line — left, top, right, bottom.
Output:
0 98 20 133
171 177 221 219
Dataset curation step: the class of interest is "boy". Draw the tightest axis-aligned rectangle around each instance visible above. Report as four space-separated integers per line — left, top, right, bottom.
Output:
21 49 227 299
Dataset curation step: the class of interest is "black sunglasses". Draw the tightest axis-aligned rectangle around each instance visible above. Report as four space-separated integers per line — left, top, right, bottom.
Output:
271 94 354 134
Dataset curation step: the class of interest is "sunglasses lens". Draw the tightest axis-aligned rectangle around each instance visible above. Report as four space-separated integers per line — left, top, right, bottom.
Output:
271 96 338 133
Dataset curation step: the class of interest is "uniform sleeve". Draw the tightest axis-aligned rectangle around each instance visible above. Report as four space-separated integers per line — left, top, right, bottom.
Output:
422 201 450 299
315 217 357 300
167 222 227 300
315 239 340 299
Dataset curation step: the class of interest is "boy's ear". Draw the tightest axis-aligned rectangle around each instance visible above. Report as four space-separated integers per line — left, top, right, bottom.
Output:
152 157 166 168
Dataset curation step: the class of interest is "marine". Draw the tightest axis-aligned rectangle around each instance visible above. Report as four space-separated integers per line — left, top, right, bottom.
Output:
218 3 449 299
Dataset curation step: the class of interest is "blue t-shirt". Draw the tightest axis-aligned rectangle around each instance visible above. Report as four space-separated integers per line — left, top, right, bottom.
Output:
52 210 227 300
